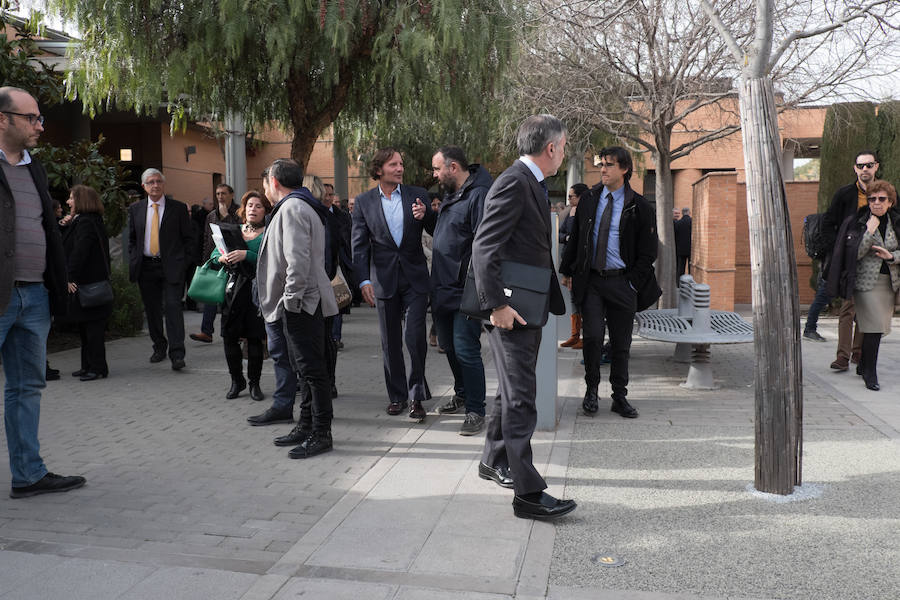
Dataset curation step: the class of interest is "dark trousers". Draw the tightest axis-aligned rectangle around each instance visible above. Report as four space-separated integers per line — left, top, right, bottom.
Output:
676 254 690 278
433 309 485 416
223 336 263 383
804 276 831 332
200 302 217 335
138 260 185 360
283 305 332 433
375 274 428 404
581 273 636 400
860 332 882 386
482 326 546 496
78 318 108 376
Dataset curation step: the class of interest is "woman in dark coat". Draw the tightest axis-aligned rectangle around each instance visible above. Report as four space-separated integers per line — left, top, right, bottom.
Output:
211 190 271 400
827 180 900 391
63 185 112 381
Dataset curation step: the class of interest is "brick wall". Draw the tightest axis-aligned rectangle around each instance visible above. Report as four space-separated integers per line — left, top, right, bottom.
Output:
692 172 819 309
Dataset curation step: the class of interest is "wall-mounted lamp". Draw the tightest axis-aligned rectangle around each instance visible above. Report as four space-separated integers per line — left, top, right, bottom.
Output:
119 148 133 162
185 145 197 163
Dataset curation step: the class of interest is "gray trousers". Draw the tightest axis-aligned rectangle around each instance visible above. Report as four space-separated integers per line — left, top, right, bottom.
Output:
481 326 546 496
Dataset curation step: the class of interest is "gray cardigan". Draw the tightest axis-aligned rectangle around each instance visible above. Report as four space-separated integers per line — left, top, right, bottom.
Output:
856 214 900 292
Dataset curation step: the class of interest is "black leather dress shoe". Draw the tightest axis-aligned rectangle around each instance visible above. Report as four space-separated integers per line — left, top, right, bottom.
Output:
171 358 186 371
10 472 86 499
386 401 408 415
71 369 87 377
611 397 638 418
247 407 294 426
583 388 599 415
409 401 426 422
226 378 246 399
79 372 107 381
249 381 265 401
512 492 577 520
288 431 333 459
478 462 514 489
865 381 880 391
149 351 166 363
274 423 311 446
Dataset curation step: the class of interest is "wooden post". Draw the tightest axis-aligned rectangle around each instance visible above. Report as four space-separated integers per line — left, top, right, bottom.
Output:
738 77 803 494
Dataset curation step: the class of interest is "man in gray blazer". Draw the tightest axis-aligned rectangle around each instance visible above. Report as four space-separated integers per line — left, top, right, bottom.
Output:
471 114 574 520
252 159 338 458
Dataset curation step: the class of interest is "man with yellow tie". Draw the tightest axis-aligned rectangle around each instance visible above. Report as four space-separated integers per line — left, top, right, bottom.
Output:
127 169 195 370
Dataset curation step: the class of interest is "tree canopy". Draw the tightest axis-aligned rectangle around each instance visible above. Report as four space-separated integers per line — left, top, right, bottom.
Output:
50 0 519 171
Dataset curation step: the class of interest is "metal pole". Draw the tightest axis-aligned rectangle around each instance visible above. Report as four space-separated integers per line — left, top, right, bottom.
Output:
224 113 247 200
536 212 560 431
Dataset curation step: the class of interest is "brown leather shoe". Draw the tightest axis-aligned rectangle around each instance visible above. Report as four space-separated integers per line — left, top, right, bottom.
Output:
189 332 213 343
409 401 426 422
830 357 849 371
386 400 408 415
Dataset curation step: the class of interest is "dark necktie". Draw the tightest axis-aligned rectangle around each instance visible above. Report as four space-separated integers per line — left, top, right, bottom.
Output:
593 193 614 271
539 180 549 206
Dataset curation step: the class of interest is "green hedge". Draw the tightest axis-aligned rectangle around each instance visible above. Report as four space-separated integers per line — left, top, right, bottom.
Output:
876 101 900 186
817 102 878 212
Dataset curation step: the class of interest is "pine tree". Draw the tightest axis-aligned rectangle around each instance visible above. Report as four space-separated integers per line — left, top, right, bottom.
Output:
50 0 517 171
817 102 878 212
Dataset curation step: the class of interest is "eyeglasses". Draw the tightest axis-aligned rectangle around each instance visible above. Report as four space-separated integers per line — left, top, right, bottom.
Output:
599 161 618 168
1 111 44 126
856 162 877 170
867 196 889 203
144 179 164 186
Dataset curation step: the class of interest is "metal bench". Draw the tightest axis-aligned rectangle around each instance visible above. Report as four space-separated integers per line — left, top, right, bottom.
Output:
635 275 753 389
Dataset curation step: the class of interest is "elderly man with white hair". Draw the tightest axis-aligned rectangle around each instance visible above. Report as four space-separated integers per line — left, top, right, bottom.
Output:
127 168 195 370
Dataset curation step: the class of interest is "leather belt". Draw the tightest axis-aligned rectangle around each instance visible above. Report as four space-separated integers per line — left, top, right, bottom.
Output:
13 280 40 287
142 256 162 262
591 268 626 278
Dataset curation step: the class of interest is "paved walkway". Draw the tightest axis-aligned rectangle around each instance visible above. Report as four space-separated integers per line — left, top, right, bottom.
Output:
0 308 897 599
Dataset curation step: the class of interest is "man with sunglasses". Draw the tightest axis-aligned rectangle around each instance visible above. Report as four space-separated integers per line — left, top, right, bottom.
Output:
0 87 86 498
803 150 876 371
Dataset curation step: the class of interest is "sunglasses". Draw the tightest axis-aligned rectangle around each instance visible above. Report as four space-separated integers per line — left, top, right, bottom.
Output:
867 196 890 203
856 162 877 170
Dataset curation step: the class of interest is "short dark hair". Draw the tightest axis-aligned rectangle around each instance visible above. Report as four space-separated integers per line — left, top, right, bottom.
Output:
216 183 234 194
323 183 335 193
516 114 566 156
70 184 104 215
268 158 304 189
855 149 879 163
570 183 589 198
598 146 633 183
0 86 28 112
370 147 400 180
436 146 469 170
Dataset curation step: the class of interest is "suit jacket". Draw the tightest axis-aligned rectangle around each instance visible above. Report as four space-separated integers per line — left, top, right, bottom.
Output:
0 157 68 316
256 192 338 323
351 184 436 299
559 182 658 307
127 196 195 284
673 214 692 256
471 159 565 316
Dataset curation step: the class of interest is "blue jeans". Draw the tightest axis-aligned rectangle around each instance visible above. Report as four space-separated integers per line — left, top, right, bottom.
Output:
804 276 831 332
1 283 50 487
265 319 296 413
332 313 343 341
433 310 486 416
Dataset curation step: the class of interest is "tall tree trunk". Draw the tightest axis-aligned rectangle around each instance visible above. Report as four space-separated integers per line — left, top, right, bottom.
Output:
654 150 677 308
739 77 803 494
566 141 588 190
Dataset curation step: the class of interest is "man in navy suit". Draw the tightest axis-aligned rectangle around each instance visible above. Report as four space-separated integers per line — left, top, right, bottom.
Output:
351 148 436 421
127 169 195 370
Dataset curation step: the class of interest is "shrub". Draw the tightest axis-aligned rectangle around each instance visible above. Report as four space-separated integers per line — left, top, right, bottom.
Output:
108 263 144 337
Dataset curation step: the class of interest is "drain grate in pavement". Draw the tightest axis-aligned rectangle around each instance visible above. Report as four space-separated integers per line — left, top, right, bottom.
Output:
591 553 626 567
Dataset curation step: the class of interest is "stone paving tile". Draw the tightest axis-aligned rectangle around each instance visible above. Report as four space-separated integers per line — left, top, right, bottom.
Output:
0 308 456 572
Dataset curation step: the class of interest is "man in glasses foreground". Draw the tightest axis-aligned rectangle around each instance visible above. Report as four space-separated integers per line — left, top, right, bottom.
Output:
0 86 86 498
803 149 878 371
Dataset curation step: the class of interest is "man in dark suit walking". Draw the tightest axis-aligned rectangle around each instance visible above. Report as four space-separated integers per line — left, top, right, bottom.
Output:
127 169 195 370
351 148 436 421
471 115 574 520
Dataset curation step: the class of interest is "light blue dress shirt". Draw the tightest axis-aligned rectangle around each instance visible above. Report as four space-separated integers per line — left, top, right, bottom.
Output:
592 185 626 270
0 148 32 166
379 184 404 247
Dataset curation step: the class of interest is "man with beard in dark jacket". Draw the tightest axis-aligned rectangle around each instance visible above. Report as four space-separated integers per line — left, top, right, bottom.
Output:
430 146 492 436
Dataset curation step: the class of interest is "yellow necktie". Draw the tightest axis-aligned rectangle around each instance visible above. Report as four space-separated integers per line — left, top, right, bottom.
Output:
150 203 160 256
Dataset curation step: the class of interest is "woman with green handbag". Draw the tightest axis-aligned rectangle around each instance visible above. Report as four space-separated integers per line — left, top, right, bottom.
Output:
210 191 271 400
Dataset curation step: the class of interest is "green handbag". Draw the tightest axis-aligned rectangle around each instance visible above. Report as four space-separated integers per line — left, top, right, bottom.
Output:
187 258 227 304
